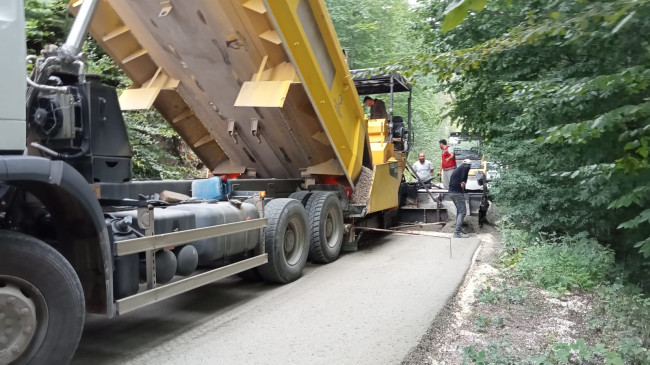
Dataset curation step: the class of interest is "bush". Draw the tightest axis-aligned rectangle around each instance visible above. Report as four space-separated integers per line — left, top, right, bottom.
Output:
589 281 650 348
512 233 615 293
463 339 516 365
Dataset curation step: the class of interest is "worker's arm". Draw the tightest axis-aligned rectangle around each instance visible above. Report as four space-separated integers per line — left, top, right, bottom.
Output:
460 166 470 190
446 146 455 162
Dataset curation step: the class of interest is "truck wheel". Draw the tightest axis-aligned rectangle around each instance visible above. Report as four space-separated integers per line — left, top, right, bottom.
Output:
257 199 309 283
288 191 312 206
306 193 344 264
0 230 85 365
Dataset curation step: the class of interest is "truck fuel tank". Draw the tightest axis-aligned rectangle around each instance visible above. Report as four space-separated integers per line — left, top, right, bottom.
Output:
111 202 260 266
167 202 259 264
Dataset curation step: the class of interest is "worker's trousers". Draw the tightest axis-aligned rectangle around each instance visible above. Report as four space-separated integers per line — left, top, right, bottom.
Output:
442 167 456 189
449 193 467 234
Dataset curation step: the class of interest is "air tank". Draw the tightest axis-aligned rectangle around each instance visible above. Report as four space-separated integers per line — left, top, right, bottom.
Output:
174 245 198 276
139 250 177 284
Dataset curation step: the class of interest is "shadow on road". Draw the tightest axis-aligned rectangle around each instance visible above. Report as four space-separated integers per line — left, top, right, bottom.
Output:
72 278 275 364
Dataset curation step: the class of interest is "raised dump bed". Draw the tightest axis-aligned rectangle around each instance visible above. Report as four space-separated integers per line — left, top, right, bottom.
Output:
72 0 375 187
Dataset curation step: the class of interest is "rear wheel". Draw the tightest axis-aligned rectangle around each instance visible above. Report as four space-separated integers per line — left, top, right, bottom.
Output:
257 199 309 283
288 191 312 206
306 193 344 264
0 230 85 365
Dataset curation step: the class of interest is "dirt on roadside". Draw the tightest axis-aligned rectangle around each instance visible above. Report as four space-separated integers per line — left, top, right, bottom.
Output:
400 206 598 364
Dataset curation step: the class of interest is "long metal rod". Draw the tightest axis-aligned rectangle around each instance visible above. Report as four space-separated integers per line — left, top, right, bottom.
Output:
355 226 452 239
407 91 413 152
389 75 395 130
390 222 445 230
116 254 268 314
355 226 453 258
63 0 101 55
117 218 268 256
356 226 420 236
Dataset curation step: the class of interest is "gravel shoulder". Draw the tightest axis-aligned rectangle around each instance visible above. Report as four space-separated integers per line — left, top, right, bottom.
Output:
401 205 599 364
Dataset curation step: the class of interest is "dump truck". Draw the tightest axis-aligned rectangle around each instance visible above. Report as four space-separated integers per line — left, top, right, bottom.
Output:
0 0 416 363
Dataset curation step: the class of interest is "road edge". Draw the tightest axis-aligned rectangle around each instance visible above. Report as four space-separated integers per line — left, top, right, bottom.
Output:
400 237 485 364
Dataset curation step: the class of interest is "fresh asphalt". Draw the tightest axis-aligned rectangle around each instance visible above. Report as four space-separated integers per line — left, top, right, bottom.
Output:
72 234 480 365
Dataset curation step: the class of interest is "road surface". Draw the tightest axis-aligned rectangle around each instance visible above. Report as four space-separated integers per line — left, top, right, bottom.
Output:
72 234 480 365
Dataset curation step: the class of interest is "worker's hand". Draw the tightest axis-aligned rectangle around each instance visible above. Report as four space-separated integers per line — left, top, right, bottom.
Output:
461 182 466 190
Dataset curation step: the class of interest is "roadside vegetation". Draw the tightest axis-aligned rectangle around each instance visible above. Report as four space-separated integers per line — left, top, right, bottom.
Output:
460 229 650 364
407 0 650 283
402 0 650 363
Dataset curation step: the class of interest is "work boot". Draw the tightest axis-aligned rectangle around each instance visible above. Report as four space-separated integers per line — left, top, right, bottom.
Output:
453 232 469 238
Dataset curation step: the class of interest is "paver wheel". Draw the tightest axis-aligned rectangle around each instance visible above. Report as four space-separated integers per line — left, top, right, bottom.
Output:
0 230 85 365
257 199 309 283
306 192 344 264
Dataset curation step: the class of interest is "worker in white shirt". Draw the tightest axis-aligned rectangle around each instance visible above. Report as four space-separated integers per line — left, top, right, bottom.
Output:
412 153 434 185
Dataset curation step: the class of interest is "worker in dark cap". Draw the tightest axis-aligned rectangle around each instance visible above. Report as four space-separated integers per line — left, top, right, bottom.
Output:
363 96 387 120
448 159 472 238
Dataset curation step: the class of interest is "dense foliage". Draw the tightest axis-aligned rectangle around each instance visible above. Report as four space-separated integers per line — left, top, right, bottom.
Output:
405 0 650 282
325 0 414 69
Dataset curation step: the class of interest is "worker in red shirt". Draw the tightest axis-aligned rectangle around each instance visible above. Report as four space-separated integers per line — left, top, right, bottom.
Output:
439 139 457 189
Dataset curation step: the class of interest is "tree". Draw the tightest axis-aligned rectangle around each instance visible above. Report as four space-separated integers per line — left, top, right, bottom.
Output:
325 0 415 69
407 0 650 281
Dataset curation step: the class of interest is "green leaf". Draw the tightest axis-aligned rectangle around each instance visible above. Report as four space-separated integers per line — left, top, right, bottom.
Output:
444 0 467 15
442 1 469 32
612 11 635 34
468 0 487 12
618 209 650 229
605 351 624 365
634 237 650 257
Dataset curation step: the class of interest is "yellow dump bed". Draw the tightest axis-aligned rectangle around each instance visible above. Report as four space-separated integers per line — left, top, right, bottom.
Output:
73 0 370 186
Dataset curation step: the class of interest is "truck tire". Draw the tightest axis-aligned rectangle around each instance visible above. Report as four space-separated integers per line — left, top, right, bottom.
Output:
257 199 309 283
306 193 344 264
288 191 312 206
0 230 85 365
